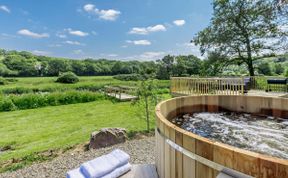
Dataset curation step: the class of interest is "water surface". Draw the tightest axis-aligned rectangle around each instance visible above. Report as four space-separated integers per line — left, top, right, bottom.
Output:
172 112 288 159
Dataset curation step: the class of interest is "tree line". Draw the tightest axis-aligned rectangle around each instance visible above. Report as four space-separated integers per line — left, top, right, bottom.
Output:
0 49 209 79
0 49 287 79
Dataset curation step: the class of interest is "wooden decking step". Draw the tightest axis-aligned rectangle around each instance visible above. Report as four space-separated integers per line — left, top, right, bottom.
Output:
120 164 158 178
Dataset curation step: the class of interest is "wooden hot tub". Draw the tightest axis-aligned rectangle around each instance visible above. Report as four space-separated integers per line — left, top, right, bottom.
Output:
155 95 288 178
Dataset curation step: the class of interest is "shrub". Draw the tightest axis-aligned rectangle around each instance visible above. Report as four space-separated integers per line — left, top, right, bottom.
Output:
0 99 16 111
0 77 7 85
56 72 79 84
285 70 288 77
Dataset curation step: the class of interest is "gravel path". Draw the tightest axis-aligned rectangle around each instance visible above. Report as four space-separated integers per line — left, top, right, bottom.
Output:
0 137 155 178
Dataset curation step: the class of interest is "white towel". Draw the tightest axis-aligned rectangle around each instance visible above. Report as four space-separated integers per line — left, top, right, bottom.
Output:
110 149 130 166
66 168 86 178
80 149 130 178
102 163 132 178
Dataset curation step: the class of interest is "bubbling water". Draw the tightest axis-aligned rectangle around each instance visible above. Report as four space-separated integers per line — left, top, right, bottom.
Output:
172 112 288 159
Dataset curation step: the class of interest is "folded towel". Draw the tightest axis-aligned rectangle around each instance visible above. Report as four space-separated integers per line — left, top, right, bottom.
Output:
80 149 130 178
110 149 130 166
66 168 86 178
102 163 131 178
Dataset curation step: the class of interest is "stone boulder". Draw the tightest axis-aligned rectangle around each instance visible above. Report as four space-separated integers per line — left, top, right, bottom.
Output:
89 128 127 149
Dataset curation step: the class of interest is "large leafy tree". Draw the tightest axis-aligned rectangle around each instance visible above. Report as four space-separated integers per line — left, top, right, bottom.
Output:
193 0 288 76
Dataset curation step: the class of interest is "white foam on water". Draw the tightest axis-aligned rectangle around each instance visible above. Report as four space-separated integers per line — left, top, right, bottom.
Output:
176 112 288 159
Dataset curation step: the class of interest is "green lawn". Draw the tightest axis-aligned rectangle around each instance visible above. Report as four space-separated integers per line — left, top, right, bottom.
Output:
0 100 151 163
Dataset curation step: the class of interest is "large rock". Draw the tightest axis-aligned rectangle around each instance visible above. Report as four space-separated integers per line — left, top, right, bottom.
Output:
89 128 127 149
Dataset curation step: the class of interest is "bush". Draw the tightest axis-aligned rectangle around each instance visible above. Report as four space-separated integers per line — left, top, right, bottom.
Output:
0 99 16 111
0 77 7 85
0 91 105 112
285 70 288 77
56 72 79 84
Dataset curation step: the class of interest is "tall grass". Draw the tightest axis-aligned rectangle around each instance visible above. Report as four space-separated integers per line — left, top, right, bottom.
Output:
0 91 105 112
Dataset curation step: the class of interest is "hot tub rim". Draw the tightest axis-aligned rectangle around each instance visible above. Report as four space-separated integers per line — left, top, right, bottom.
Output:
155 94 288 166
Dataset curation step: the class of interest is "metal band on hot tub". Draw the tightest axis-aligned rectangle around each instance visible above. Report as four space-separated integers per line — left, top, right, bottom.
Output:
156 128 254 178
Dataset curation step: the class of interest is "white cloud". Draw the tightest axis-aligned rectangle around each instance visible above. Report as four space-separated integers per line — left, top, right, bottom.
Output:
124 51 165 61
126 40 151 46
73 49 83 54
56 33 67 38
140 52 165 59
32 50 50 56
98 9 121 21
83 4 121 21
175 42 203 59
108 54 118 57
147 25 166 32
48 44 62 48
64 40 85 46
17 29 49 39
66 28 89 37
173 20 186 26
0 5 10 13
91 31 97 36
129 24 166 35
83 4 95 12
129 28 148 35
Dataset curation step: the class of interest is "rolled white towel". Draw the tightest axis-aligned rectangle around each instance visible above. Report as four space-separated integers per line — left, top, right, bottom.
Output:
66 168 86 178
102 163 132 178
80 149 130 178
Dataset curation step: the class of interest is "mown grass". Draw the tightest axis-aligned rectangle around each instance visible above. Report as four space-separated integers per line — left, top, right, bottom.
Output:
0 100 154 171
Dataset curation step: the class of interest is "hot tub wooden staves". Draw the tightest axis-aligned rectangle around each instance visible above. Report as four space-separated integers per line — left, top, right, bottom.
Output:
155 95 288 178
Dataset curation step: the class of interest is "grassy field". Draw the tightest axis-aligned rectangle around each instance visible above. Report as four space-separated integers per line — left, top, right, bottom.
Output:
0 100 154 171
0 76 170 94
0 76 170 172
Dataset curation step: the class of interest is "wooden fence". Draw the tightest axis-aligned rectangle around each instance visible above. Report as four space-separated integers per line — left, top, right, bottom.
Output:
104 85 137 101
171 76 288 96
171 77 245 96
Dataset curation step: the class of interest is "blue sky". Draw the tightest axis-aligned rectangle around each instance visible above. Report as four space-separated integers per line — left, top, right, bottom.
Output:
0 0 213 60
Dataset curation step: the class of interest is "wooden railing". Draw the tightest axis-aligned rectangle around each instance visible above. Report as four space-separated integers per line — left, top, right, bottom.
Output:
171 76 288 96
171 77 245 96
104 85 137 100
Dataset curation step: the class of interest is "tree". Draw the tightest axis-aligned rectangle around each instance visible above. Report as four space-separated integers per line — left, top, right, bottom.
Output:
133 80 159 132
257 62 272 75
47 59 71 76
274 63 284 75
173 55 202 76
3 55 38 76
156 55 174 79
202 52 228 76
193 0 288 76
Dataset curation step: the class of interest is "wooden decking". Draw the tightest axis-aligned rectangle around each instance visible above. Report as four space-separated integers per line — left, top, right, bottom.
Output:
247 90 287 97
120 164 158 178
